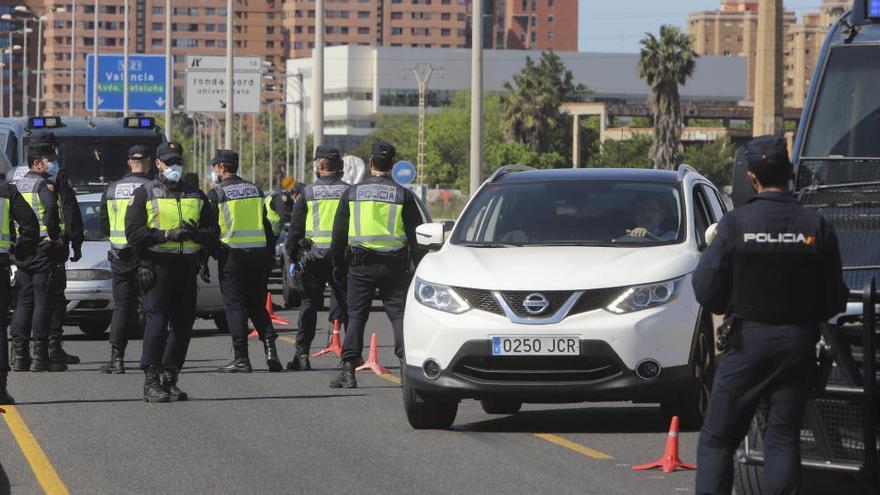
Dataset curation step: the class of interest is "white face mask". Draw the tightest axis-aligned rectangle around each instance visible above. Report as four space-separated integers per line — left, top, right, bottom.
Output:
161 165 182 183
211 171 222 184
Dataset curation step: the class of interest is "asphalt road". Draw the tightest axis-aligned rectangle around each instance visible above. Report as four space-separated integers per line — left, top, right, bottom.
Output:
1 302 702 495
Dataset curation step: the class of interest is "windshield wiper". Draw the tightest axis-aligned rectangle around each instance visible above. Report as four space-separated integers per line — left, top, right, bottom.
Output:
461 242 521 248
528 241 611 246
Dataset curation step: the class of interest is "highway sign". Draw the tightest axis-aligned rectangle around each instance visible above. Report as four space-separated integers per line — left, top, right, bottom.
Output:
85 54 168 112
392 161 417 185
185 56 262 114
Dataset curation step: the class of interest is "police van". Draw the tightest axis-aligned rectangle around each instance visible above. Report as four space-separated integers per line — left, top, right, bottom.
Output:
0 116 164 190
730 1 880 492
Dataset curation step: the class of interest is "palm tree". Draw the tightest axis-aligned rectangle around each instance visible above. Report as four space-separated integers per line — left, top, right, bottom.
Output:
638 25 698 169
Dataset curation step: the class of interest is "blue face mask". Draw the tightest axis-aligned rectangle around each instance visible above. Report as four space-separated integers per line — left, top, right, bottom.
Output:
161 165 183 183
47 161 60 178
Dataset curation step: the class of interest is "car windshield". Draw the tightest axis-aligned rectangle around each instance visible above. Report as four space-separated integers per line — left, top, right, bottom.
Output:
800 45 880 185
79 201 107 242
55 137 161 190
451 180 684 247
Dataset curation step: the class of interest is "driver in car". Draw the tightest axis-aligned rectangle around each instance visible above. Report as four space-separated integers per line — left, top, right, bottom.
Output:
627 195 676 241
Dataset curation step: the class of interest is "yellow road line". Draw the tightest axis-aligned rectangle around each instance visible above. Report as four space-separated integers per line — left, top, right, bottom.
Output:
278 336 297 346
376 373 401 384
534 433 614 460
2 406 70 495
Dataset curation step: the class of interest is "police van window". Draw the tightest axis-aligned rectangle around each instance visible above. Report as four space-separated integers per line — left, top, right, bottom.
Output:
79 200 108 242
692 187 714 248
701 184 725 220
452 180 684 246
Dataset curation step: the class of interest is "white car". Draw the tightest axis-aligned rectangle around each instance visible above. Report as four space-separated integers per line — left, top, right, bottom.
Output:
64 193 226 336
402 165 728 429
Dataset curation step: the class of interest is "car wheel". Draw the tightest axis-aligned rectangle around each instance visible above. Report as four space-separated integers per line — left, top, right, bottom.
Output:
662 311 715 429
79 319 110 337
402 371 458 430
733 418 767 495
213 313 230 334
480 399 522 415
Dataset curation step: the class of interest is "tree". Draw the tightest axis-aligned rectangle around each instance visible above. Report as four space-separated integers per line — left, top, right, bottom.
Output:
638 25 698 170
500 51 588 155
681 136 735 187
586 135 654 169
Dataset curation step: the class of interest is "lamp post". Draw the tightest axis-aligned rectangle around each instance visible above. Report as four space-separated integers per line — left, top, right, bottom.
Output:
92 0 98 117
224 0 233 148
164 0 172 139
12 6 65 116
69 0 75 115
1 43 22 117
123 0 129 115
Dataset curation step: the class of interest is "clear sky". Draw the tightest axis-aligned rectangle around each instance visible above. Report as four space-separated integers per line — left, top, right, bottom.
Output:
579 0 833 52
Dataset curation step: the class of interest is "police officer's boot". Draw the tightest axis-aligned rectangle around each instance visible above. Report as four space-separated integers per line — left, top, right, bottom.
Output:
48 332 80 365
143 365 170 403
31 339 67 372
329 360 357 389
286 345 312 371
218 346 252 373
263 339 283 372
0 372 14 405
162 368 188 401
11 337 31 372
99 347 125 374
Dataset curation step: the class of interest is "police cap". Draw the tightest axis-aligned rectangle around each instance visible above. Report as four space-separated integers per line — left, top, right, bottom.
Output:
211 149 239 167
314 145 343 170
128 144 152 160
745 135 791 171
156 142 184 163
370 141 396 161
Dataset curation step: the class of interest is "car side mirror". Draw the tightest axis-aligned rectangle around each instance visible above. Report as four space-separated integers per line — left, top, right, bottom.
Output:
704 223 719 247
416 223 446 251
441 220 455 232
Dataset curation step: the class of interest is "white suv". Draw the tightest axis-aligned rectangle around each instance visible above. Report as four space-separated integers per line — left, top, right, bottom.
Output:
402 165 728 429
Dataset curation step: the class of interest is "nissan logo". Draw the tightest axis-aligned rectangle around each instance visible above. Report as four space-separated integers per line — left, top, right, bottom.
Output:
522 293 550 315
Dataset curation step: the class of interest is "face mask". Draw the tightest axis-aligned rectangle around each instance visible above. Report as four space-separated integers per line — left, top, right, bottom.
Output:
47 161 60 178
211 171 222 184
161 165 183 183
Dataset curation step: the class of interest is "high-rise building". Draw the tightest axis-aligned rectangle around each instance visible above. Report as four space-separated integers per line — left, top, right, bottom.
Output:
687 0 847 108
280 0 577 60
1 0 39 117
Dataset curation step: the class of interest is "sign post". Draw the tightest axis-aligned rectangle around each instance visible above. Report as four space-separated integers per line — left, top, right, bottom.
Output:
185 55 262 114
392 161 417 185
85 54 167 113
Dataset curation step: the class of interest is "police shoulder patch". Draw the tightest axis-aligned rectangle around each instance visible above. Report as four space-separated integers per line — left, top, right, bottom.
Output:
129 196 135 206
46 183 55 191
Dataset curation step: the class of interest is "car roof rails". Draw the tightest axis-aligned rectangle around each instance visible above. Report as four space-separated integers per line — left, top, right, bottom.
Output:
677 163 698 180
487 164 537 183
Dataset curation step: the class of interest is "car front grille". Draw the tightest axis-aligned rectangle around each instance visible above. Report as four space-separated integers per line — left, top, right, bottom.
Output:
454 287 623 319
454 287 504 315
499 291 573 318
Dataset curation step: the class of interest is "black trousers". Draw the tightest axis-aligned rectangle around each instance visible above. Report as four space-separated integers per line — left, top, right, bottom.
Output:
109 253 139 351
48 263 67 340
10 268 51 341
297 257 346 350
0 264 10 371
139 259 197 371
696 324 816 495
219 251 277 349
340 256 410 362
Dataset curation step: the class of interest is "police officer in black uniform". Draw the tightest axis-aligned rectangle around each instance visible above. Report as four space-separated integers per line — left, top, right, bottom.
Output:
97 145 155 374
10 142 68 372
329 141 424 389
125 142 218 402
207 150 283 373
692 136 848 495
0 178 39 403
285 146 348 371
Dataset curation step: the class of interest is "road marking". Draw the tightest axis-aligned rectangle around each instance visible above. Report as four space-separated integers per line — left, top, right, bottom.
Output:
2 406 70 495
534 433 614 460
278 336 297 346
376 373 401 385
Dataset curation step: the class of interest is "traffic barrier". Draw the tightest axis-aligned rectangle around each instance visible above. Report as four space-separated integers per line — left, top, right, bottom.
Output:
265 293 289 326
355 332 389 375
312 320 343 358
632 416 696 473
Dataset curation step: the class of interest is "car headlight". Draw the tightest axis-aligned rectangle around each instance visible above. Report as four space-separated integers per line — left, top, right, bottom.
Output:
414 278 470 314
67 269 112 281
605 277 684 314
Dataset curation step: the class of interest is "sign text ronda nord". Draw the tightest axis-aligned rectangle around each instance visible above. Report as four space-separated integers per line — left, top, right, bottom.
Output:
185 56 262 114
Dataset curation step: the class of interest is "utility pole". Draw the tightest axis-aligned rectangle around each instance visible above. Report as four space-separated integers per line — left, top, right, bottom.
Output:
22 19 28 117
224 0 234 148
404 64 442 184
69 0 75 116
123 0 129 115
297 71 306 182
164 0 172 139
469 0 484 196
312 0 325 148
753 0 784 136
91 0 98 117
269 102 274 189
252 112 257 183
35 14 43 115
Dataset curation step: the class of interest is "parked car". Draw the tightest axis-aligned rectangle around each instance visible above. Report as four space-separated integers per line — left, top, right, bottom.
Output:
402 165 727 429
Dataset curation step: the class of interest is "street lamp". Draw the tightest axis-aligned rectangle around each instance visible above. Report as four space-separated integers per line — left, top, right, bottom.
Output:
2 44 22 118
7 5 64 116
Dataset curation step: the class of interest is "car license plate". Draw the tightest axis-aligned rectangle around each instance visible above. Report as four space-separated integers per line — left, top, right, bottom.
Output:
491 336 580 356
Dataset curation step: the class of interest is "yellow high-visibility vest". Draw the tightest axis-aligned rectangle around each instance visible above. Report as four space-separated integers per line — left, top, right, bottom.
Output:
143 184 203 255
214 180 267 249
105 175 152 249
347 182 406 253
304 181 347 249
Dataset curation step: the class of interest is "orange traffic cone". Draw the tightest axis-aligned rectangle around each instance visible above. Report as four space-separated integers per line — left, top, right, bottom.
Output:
265 293 289 326
247 329 259 339
355 332 389 375
0 407 5 414
632 416 696 473
312 320 343 358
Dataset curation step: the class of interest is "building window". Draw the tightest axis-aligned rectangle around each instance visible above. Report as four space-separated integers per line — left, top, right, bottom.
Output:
358 27 370 34
206 8 216 15
412 12 431 20
531 31 536 43
441 12 451 20
151 6 163 14
391 12 403 19
441 28 450 36
391 27 403 35
548 15 554 24
457 29 465 36
358 11 370 18
152 23 162 31
548 31 554 41
531 15 536 27
549 0 554 6
457 13 465 21
412 27 430 36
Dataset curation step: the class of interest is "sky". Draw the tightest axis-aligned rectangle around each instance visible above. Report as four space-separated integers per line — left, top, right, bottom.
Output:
578 0 832 52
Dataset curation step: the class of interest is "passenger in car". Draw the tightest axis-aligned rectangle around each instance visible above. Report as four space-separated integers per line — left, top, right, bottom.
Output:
627 195 677 241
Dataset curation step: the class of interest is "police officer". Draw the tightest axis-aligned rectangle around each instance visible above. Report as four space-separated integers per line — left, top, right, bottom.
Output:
268 176 300 229
329 141 424 389
0 178 39 403
125 142 217 402
206 150 282 373
692 136 848 495
10 142 67 372
285 146 348 371
97 145 154 374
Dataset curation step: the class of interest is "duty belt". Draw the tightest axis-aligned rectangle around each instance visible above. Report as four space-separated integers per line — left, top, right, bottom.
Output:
349 247 408 266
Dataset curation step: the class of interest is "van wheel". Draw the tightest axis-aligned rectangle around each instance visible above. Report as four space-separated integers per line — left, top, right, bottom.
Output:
402 372 458 430
480 399 522 415
734 418 767 495
281 259 301 309
662 311 715 429
213 314 230 334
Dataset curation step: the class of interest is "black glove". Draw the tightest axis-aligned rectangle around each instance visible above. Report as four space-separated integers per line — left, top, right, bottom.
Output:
199 263 210 283
136 264 156 292
181 220 202 244
70 243 83 262
165 228 190 242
